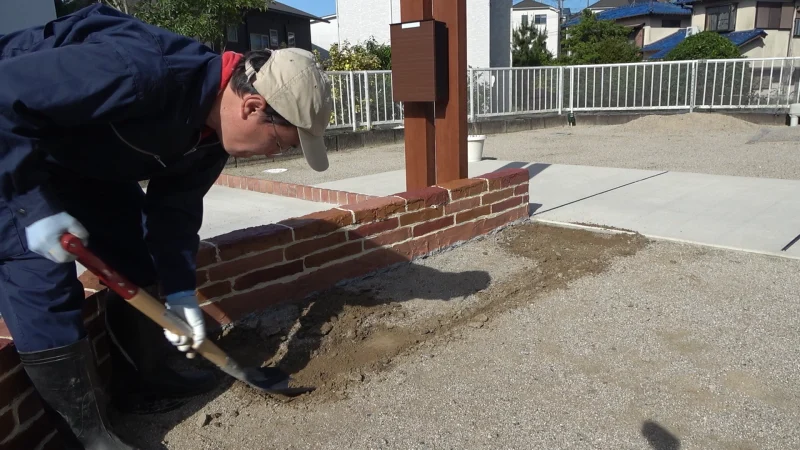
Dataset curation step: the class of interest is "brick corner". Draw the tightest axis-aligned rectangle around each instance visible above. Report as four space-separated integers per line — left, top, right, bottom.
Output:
476 168 530 189
393 186 449 210
339 196 407 223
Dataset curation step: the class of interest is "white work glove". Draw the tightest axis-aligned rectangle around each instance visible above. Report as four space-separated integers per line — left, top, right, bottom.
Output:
25 212 89 263
164 291 206 359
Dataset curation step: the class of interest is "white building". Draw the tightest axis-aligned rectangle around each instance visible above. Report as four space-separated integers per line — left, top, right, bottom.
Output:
319 0 512 68
511 0 561 58
0 0 57 35
310 13 338 60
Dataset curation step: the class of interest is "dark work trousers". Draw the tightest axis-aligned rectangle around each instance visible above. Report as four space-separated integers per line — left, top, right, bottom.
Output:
0 169 157 354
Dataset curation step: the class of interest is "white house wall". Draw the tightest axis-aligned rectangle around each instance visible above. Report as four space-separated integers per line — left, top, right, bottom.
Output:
614 16 690 47
333 0 510 68
310 17 339 56
467 1 491 68
335 0 397 46
0 0 56 35
510 7 560 57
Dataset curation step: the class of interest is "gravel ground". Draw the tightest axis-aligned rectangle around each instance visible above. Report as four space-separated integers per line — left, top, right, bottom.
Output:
223 112 800 185
116 222 800 450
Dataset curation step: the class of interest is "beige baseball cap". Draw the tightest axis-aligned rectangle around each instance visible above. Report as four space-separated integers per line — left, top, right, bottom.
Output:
246 48 333 172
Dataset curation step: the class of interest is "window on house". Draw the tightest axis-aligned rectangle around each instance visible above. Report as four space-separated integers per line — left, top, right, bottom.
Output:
756 2 793 29
534 14 547 24
287 32 296 47
662 18 681 27
269 29 280 48
227 25 238 42
250 33 269 50
706 4 735 32
795 17 800 36
521 14 529 27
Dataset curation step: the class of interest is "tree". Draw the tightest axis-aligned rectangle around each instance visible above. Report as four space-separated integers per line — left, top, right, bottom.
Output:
134 0 268 49
561 9 641 64
511 22 553 67
664 31 742 61
54 0 269 50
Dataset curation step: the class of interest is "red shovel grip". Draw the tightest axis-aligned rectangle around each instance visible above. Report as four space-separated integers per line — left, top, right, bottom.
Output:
60 233 140 300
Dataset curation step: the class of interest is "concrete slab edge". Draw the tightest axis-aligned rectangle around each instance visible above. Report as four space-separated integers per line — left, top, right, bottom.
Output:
214 173 379 206
533 218 800 261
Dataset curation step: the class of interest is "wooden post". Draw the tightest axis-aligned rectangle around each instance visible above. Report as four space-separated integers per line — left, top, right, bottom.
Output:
433 0 468 183
400 0 436 190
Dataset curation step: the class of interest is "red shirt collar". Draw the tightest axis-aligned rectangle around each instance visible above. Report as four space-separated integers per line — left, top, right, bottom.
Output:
202 51 243 140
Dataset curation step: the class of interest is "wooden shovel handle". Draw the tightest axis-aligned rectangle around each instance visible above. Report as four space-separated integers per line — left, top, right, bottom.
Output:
60 233 233 368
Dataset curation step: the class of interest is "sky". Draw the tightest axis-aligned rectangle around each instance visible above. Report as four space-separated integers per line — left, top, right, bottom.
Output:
278 0 594 19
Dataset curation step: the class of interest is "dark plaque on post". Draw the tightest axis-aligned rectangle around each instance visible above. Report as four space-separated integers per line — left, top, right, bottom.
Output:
389 19 449 103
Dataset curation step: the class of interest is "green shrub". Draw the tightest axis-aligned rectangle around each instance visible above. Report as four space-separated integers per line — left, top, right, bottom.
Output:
323 37 391 71
665 31 742 61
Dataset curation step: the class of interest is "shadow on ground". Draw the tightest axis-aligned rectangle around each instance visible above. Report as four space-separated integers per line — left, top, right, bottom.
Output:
642 420 681 450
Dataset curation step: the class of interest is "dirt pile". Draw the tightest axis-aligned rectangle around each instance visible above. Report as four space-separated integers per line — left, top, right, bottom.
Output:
618 113 761 134
206 223 649 406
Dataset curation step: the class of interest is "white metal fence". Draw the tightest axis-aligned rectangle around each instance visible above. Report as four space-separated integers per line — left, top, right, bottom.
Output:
327 56 800 130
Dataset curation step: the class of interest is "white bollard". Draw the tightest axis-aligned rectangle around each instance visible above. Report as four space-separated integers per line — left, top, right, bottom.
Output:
789 103 800 127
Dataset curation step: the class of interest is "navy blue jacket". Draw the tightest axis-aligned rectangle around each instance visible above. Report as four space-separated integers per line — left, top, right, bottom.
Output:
0 4 228 295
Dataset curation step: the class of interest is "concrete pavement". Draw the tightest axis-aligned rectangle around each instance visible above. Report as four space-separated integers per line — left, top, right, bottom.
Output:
315 160 800 259
197 185 331 239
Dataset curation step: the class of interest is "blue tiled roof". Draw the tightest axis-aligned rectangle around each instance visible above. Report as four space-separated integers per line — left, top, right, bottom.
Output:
642 29 687 59
563 2 691 26
643 28 767 59
724 29 768 46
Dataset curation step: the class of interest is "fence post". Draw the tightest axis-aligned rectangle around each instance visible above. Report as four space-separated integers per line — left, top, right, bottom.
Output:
569 66 575 112
363 72 372 130
558 66 564 114
689 61 697 112
348 71 357 131
469 68 475 122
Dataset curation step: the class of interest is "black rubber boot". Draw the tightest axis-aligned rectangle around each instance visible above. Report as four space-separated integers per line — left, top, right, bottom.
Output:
104 289 218 414
18 338 137 450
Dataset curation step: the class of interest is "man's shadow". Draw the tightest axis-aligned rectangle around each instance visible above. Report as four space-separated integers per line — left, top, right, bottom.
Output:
114 259 490 449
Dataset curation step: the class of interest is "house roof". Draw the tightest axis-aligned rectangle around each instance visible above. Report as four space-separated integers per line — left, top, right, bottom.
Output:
513 0 556 9
588 0 633 9
564 2 691 26
724 28 769 46
642 28 767 59
311 13 336 24
267 1 329 22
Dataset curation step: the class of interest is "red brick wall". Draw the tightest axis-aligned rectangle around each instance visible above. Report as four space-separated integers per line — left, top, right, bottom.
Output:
0 167 530 448
215 174 378 205
198 168 530 326
0 275 110 449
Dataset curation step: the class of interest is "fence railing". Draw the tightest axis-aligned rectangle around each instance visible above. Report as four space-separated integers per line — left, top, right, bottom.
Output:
326 56 800 131
328 57 800 130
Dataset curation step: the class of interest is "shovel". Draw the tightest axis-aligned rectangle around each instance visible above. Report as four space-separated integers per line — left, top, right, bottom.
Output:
60 233 314 398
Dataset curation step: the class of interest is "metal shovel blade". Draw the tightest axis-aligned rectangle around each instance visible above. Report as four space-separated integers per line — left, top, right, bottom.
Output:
239 366 316 397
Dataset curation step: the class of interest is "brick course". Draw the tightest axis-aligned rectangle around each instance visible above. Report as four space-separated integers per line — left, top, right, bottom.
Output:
214 173 378 206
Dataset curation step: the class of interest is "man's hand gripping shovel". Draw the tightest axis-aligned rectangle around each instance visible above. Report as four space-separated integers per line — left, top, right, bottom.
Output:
61 233 314 399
